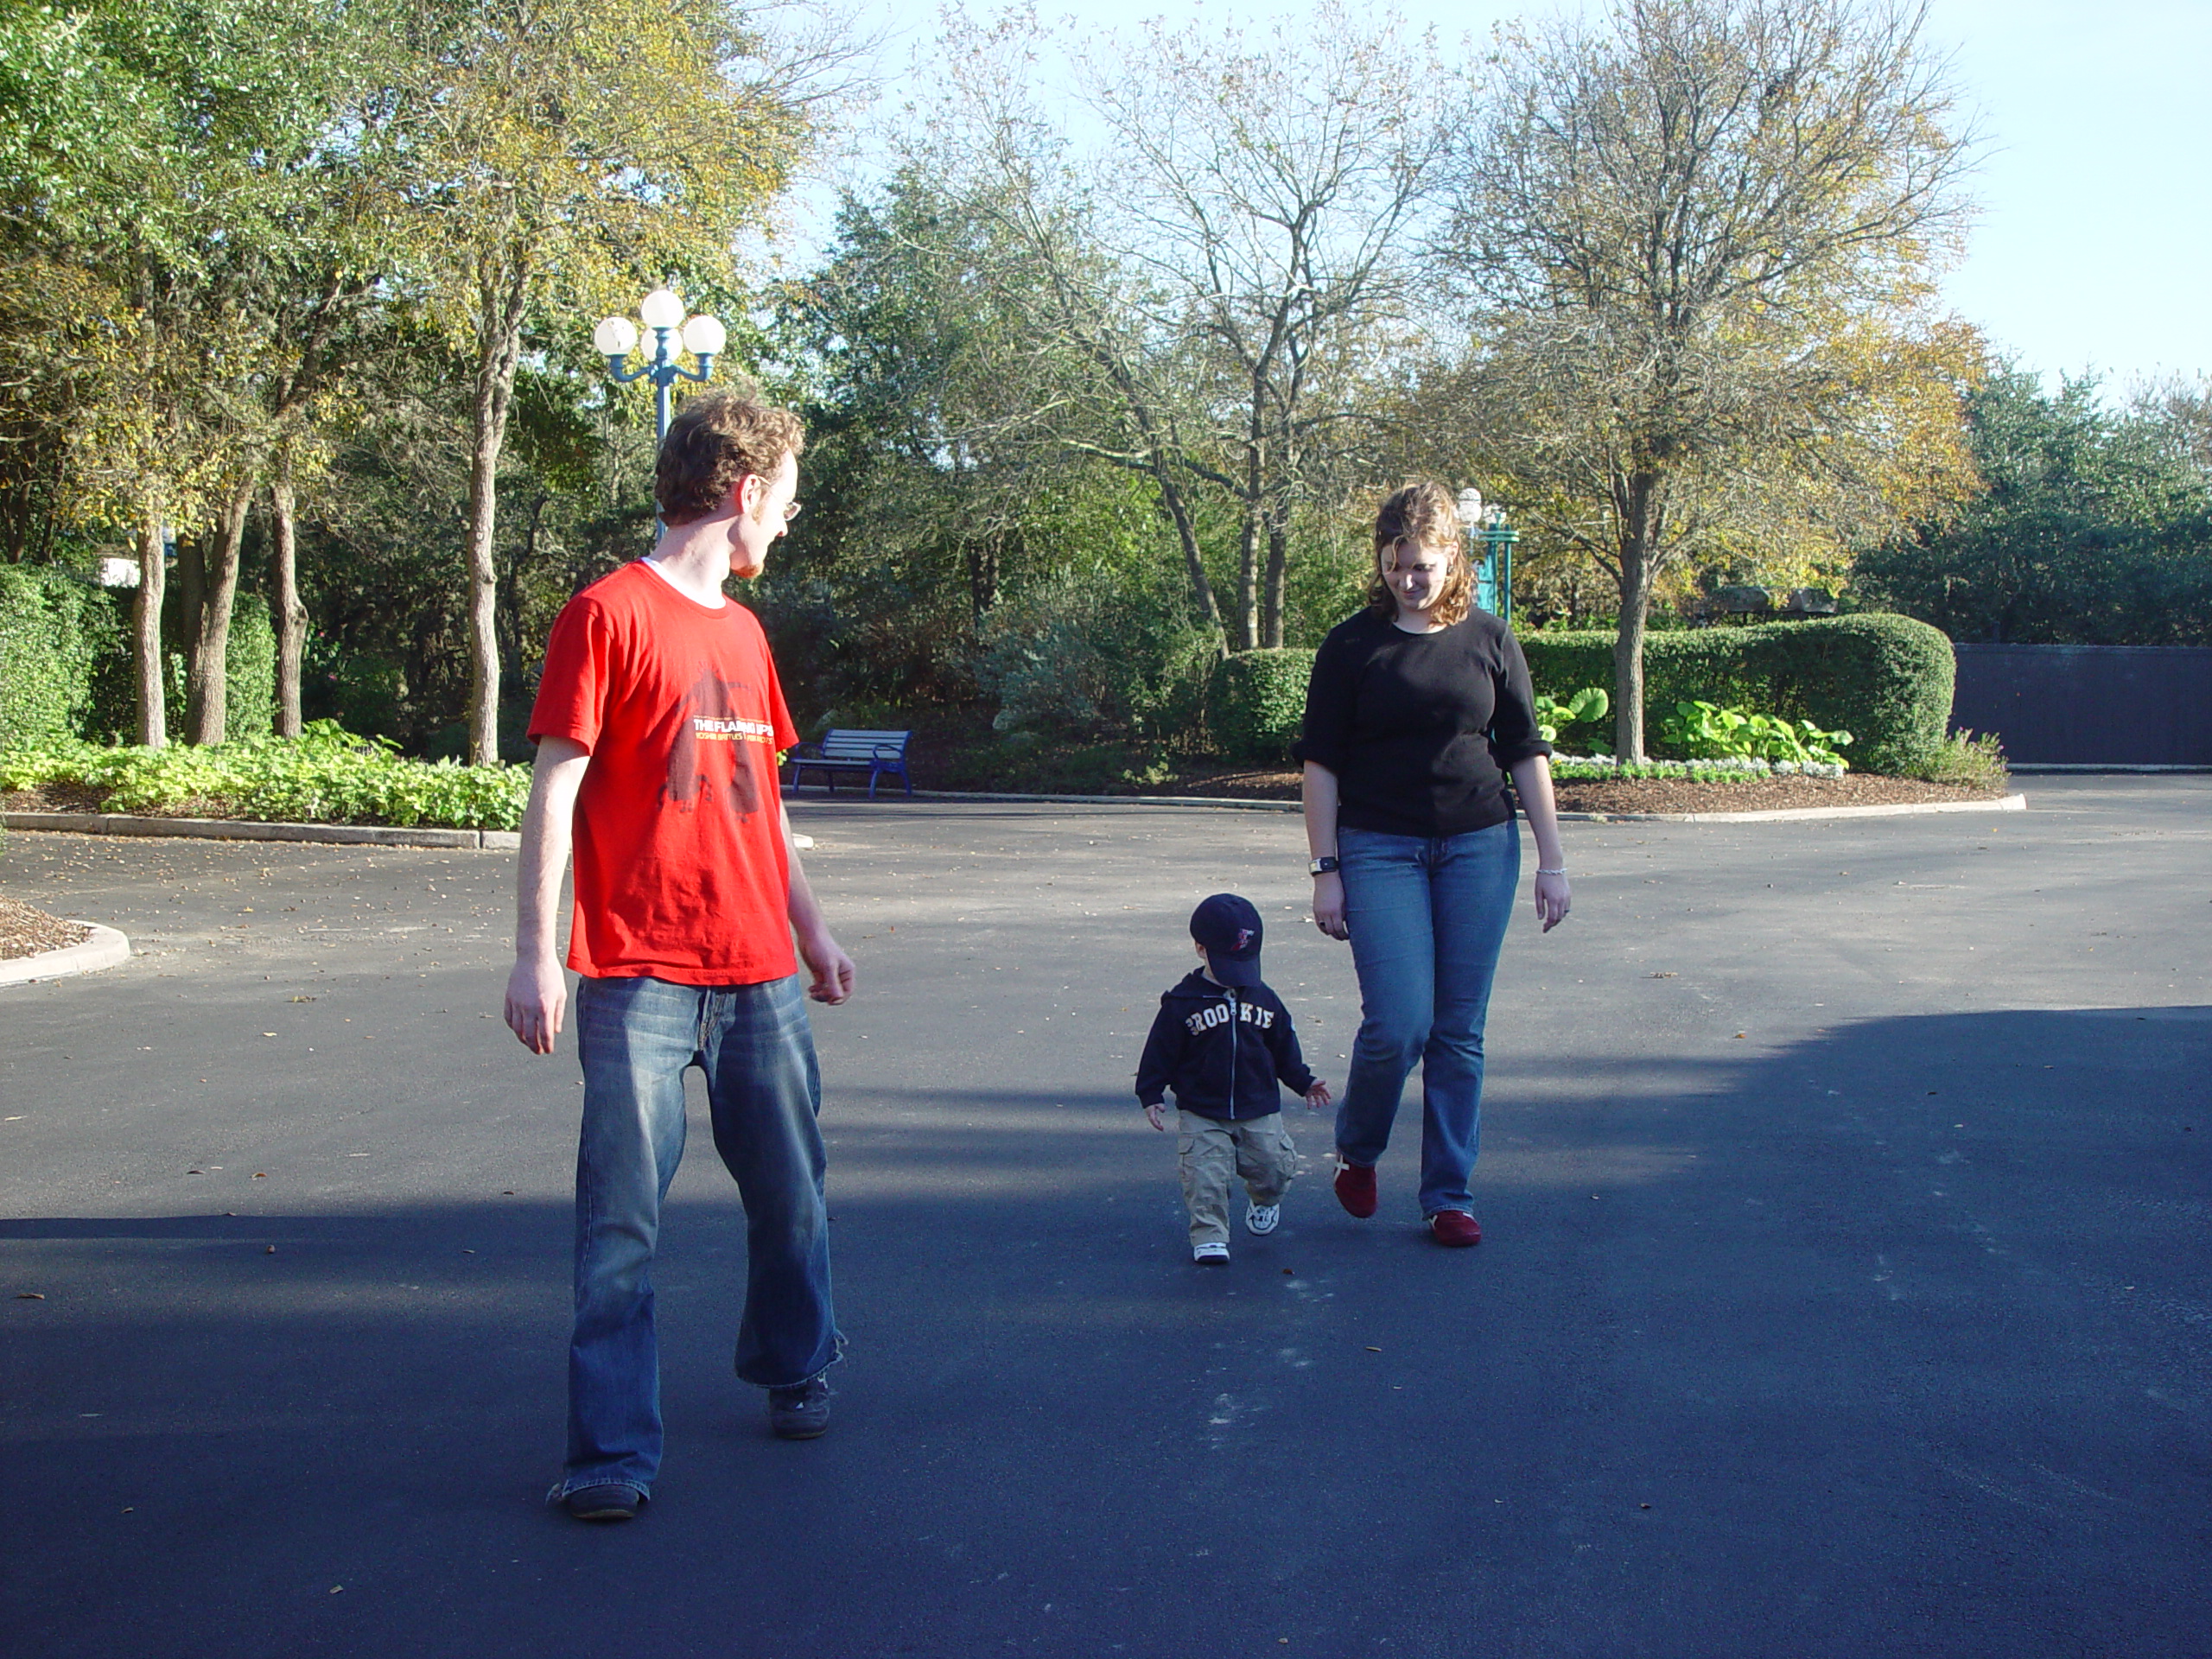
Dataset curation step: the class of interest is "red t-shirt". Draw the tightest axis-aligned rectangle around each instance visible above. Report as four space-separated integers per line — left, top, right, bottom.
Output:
527 561 799 986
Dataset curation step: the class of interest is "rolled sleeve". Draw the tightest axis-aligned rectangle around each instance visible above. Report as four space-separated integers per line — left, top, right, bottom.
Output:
1485 626 1554 770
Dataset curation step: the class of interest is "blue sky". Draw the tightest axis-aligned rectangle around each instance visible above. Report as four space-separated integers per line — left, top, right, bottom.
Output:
800 0 2210 392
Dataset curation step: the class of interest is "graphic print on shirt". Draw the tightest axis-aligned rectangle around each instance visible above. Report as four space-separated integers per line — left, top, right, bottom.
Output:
664 668 778 817
1185 1000 1277 1035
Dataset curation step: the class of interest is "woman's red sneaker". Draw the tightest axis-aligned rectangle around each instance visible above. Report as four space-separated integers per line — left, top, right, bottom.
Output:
1333 1160 1378 1218
1428 1211 1481 1247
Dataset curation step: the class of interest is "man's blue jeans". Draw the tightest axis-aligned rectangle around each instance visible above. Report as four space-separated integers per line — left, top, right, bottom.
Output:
559 972 836 1498
1335 821 1520 1217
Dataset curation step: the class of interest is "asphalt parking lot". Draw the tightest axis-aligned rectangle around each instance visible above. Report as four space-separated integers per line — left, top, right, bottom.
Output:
2 775 2207 1657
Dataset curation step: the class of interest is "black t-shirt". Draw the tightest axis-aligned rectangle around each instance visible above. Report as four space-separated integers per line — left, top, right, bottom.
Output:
1294 607 1553 838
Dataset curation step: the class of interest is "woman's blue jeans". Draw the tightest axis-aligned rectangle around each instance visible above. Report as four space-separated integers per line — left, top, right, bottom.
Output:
1335 821 1520 1217
560 972 836 1498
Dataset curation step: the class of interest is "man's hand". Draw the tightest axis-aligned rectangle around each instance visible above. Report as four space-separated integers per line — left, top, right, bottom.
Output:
505 955 567 1054
1143 1102 1166 1132
797 925 856 1005
1305 1080 1333 1111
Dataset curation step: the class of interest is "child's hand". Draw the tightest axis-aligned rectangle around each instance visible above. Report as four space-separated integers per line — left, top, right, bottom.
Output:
1143 1103 1166 1132
1305 1081 1332 1111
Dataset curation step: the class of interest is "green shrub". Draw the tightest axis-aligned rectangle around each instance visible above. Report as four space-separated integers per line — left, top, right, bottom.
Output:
0 721 531 830
1658 701 1853 767
1521 614 1955 774
977 573 1217 743
0 566 123 747
1904 729 2010 790
1209 648 1315 762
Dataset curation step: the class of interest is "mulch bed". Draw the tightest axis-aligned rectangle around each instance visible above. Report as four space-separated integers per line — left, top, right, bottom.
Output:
1148 768 2005 815
0 894 89 962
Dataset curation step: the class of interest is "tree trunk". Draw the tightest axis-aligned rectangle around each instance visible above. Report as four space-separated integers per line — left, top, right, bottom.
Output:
133 496 167 748
270 471 307 740
1149 457 1220 634
186 480 254 746
1261 514 1289 649
1611 473 1661 762
463 273 527 766
1232 502 1262 652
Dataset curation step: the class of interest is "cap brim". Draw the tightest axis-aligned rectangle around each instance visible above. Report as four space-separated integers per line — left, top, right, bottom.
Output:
1211 955 1262 987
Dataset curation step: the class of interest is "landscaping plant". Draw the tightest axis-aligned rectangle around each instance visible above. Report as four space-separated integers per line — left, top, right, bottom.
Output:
0 721 530 830
1658 700 1853 767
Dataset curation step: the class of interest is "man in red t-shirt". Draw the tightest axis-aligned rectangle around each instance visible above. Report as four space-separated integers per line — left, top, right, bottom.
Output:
504 390 855 1522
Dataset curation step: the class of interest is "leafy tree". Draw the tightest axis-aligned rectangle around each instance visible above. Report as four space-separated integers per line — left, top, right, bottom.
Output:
1437 0 1979 758
1855 369 2212 644
387 0 813 762
921 3 1445 651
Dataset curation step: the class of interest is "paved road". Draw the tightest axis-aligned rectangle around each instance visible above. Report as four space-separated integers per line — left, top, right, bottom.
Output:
2 777 2206 1657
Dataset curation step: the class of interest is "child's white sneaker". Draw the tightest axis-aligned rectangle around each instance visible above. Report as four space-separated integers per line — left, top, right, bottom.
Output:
1192 1242 1230 1265
1245 1200 1281 1236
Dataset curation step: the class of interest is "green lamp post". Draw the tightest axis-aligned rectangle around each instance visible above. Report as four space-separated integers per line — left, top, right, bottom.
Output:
1455 487 1516 622
593 287 727 442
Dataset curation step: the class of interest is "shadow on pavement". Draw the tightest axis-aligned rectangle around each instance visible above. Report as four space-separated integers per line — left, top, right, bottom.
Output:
3 1006 2206 1657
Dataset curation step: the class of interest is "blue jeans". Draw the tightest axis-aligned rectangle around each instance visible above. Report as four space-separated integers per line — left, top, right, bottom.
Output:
560 972 836 1498
1335 822 1520 1217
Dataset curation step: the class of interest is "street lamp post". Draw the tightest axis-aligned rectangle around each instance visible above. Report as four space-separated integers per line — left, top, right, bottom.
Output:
1455 488 1517 623
594 287 728 443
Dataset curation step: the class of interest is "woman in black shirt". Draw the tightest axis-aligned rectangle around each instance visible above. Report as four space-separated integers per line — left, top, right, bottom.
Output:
1294 482 1571 1245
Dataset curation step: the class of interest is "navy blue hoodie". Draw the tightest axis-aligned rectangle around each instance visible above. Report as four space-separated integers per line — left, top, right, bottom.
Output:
1134 970 1317 1122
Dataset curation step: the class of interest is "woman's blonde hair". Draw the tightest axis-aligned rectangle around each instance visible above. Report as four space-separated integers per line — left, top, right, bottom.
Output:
1367 481 1474 627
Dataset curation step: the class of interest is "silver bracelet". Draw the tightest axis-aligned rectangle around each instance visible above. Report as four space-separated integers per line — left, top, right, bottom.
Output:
1536 866 1567 876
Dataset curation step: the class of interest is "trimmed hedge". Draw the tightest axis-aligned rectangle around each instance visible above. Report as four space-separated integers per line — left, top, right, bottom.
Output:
1209 647 1315 762
0 565 123 747
1521 614 1955 774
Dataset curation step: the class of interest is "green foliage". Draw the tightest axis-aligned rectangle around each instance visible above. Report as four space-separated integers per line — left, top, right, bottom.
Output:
1855 368 2212 645
0 721 529 829
1208 648 1315 763
1533 686 1610 750
0 565 122 747
976 570 1217 742
1902 729 2009 790
1657 701 1852 766
1522 614 1953 774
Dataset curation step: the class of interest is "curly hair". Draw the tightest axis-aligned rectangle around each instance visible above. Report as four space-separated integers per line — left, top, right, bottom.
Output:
1366 480 1474 627
655 388 807 525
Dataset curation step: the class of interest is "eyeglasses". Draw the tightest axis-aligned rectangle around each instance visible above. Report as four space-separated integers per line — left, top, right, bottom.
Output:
782 500 802 523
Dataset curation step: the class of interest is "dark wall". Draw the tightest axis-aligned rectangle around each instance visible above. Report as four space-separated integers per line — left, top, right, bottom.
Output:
1952 644 2212 764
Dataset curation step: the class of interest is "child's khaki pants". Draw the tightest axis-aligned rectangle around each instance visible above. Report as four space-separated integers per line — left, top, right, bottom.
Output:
1178 1109 1297 1246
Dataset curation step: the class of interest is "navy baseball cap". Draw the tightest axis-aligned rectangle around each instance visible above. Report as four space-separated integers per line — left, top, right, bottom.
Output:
1191 893 1265 987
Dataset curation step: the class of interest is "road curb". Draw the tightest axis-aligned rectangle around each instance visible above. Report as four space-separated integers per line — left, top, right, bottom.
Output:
1588 791 2027 824
2 811 520 851
3 791 2025 847
855 789 2031 824
0 922 131 988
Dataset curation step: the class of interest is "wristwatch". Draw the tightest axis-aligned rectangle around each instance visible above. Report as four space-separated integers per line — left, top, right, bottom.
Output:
1308 855 1340 876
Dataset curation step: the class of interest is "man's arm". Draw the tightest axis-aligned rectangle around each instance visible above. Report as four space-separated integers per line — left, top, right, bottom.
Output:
504 735 589 1053
782 803 855 1005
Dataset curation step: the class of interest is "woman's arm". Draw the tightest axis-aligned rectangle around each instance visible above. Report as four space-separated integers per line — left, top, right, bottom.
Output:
1303 760 1349 940
1509 753 1572 932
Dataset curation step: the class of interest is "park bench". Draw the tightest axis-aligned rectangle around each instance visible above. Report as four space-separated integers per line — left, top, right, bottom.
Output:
783 728 914 799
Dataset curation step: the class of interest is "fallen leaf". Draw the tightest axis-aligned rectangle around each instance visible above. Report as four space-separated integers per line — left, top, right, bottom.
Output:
1649 971 1675 978
264 1246 276 1255
261 1033 276 1038
1365 1345 1382 1353
253 1173 269 1179
16 1292 43 1300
